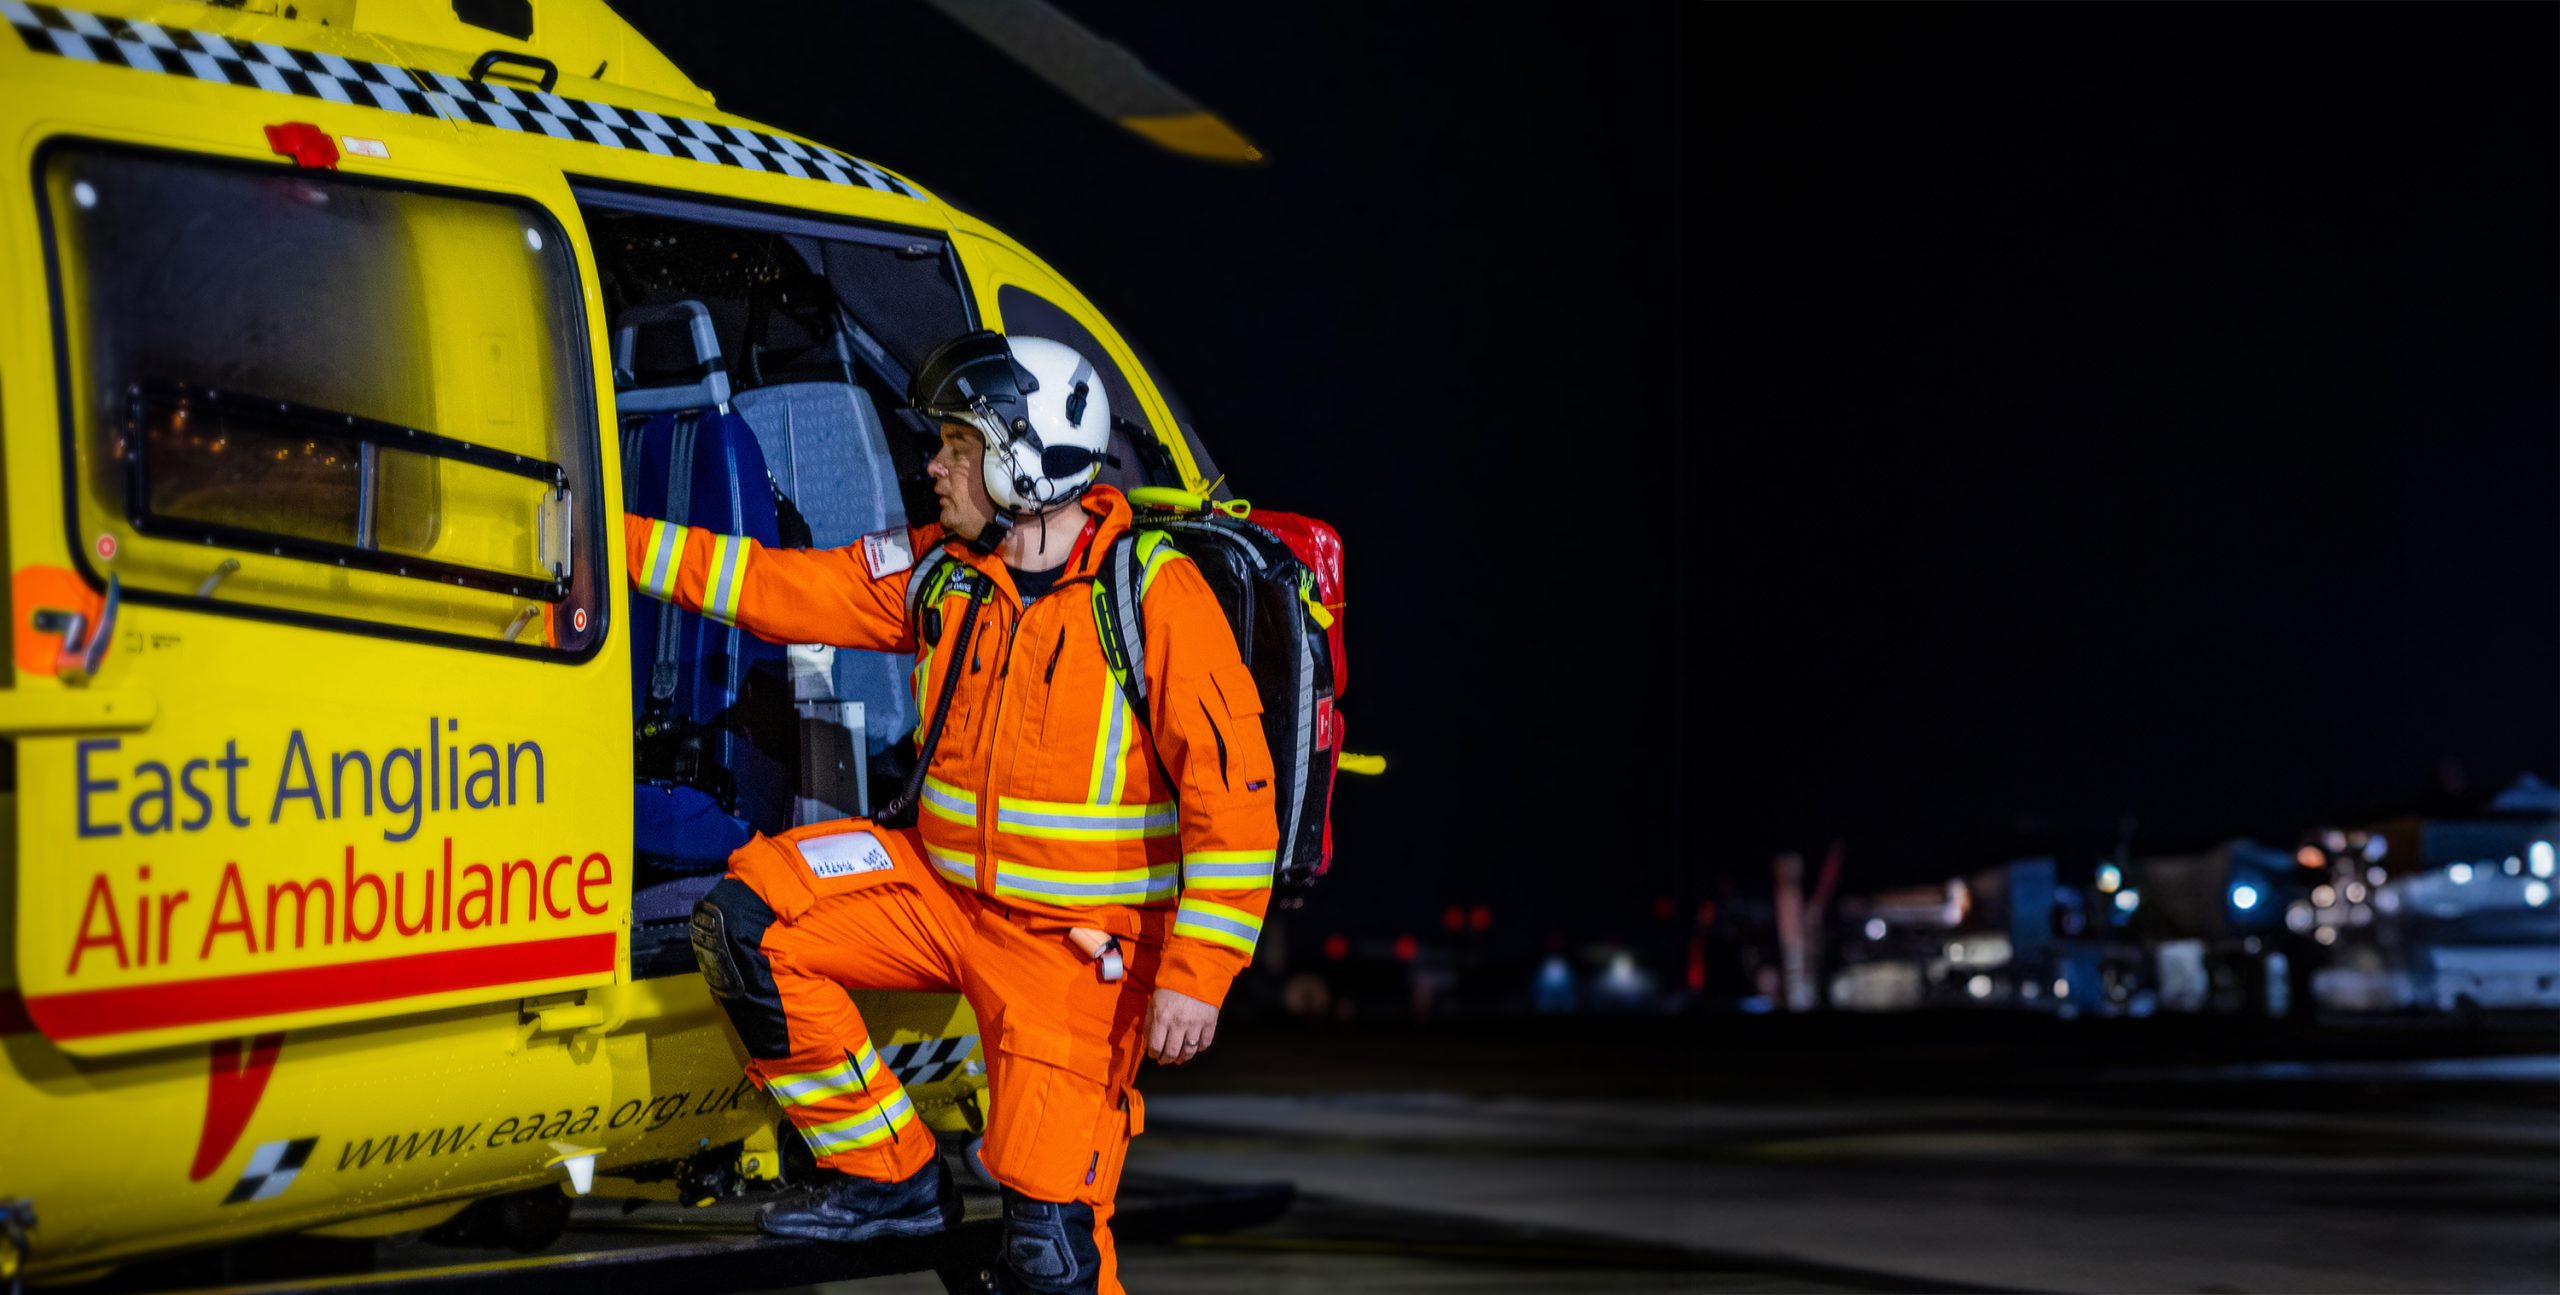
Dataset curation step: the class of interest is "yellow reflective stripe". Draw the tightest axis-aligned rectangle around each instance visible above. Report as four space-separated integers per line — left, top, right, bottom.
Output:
801 1090 918 1156
924 842 977 889
1173 897 1262 954
698 532 753 625
991 858 1179 906
922 775 978 827
641 520 686 601
995 796 1178 842
768 1042 887 1107
1085 679 1135 805
1181 849 1277 889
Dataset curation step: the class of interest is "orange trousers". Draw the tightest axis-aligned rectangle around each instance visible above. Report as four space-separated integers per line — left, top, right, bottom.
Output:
715 821 1149 1293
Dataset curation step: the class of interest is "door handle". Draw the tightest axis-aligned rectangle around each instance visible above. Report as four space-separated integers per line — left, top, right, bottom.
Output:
27 573 121 684
0 687 157 735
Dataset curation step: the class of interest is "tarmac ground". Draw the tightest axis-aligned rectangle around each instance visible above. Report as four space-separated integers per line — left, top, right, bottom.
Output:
97 1013 2560 1294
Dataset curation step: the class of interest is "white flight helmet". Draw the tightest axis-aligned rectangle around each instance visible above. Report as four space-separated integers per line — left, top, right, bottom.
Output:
910 331 1112 516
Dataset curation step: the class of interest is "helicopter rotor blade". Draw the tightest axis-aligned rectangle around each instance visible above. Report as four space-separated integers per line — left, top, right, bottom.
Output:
916 0 1267 165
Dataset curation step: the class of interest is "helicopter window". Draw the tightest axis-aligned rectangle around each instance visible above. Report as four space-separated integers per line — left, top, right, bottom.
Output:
993 286 1184 494
44 145 607 658
574 185 970 387
578 188 968 536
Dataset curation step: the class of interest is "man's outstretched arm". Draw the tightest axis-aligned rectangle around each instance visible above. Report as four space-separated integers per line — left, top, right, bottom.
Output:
624 515 921 653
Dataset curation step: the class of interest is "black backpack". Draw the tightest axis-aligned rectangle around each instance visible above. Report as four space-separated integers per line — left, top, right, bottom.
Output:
1090 510 1332 905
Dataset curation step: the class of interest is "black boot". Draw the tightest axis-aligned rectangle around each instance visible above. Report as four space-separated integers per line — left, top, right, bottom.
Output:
758 1158 959 1244
989 1189 1100 1294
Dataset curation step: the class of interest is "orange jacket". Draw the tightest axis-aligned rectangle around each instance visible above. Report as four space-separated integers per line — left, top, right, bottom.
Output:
624 485 1277 1007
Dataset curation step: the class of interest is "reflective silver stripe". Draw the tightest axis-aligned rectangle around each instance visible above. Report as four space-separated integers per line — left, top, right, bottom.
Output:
993 864 1177 903
768 1043 884 1106
768 1060 857 1105
1092 683 1125 804
1111 535 1146 707
800 1090 917 1156
703 533 747 623
1181 858 1275 887
1174 906 1260 942
643 521 684 599
996 805 1177 833
922 779 976 819
1278 597 1314 876
925 844 976 888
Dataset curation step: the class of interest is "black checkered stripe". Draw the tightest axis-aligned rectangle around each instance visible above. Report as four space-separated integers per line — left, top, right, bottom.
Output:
416 71 917 195
3 1 922 199
5 0 440 114
221 1136 316 1205
881 1034 979 1086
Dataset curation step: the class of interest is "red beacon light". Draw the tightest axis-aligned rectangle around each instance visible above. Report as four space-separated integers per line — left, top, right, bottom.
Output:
263 122 339 170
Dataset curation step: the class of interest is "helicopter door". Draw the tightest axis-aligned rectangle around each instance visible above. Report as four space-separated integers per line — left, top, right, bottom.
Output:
7 142 627 1057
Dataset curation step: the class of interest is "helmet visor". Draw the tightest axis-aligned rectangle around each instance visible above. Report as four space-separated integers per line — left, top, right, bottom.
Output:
910 330 1034 424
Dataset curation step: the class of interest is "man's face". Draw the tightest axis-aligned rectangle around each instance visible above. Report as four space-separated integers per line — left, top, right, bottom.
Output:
928 420 998 541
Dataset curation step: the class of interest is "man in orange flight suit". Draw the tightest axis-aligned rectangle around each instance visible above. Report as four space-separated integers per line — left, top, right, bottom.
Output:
628 331 1276 1294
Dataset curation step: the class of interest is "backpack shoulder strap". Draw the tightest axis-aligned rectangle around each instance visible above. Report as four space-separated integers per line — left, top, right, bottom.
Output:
1090 533 1149 728
904 546 964 641
1089 528 1191 731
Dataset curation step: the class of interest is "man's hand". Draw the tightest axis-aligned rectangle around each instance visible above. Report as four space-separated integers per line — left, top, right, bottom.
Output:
1144 987 1218 1065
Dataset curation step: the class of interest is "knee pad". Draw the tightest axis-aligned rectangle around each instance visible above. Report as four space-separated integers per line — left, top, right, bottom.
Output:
690 879 791 1058
992 1188 1099 1294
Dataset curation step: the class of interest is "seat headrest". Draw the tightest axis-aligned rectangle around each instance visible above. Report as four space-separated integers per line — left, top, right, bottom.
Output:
614 299 732 414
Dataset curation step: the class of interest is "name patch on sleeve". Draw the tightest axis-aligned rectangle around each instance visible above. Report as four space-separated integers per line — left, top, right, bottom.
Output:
799 830 897 879
862 528 915 580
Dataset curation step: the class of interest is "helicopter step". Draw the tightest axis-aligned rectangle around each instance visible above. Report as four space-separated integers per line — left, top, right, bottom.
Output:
99 1175 1294 1295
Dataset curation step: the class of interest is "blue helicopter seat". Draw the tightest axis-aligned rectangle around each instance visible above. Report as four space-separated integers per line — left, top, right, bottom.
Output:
615 301 793 915
732 377 913 758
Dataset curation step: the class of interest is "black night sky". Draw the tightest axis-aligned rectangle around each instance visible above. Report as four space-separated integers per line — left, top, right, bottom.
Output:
612 2 2557 949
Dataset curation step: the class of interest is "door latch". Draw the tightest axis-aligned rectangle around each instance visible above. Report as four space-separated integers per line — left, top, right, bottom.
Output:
31 574 120 684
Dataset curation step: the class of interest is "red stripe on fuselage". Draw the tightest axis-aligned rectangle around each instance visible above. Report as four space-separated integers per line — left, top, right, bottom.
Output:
22 934 617 1040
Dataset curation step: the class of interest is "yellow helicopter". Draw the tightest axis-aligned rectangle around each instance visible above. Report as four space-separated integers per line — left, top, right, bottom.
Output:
0 0 1315 1282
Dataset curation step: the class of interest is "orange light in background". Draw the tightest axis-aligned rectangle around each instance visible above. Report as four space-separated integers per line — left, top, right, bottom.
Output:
2296 846 2323 868
1323 934 1348 961
1467 905 1492 932
1392 935 1417 962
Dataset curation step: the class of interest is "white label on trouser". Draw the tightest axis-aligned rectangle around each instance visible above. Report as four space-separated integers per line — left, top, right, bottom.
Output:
801 830 896 879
